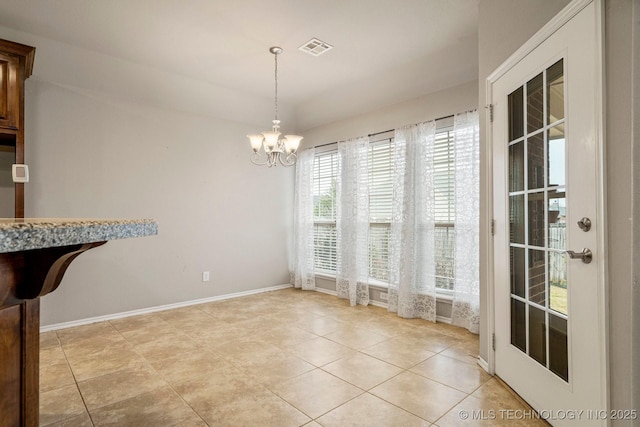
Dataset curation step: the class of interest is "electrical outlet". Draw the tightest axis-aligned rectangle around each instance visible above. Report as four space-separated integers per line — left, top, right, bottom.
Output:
379 292 388 301
202 271 210 282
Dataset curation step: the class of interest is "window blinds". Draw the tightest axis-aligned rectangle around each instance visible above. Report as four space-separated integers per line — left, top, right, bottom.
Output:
313 152 338 272
311 129 455 289
433 129 455 224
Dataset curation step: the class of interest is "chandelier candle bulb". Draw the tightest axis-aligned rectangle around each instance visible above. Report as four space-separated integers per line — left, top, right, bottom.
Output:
247 46 301 167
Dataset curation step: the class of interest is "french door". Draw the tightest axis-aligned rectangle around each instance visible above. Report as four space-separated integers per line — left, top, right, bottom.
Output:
490 1 606 425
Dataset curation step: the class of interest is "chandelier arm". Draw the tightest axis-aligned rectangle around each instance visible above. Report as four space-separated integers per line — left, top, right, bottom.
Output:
267 152 277 168
278 152 297 167
250 152 270 166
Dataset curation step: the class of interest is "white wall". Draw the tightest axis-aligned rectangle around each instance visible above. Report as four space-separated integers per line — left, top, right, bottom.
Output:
294 36 478 131
0 28 294 326
0 150 15 217
603 0 637 419
632 0 640 414
0 25 295 131
301 80 478 145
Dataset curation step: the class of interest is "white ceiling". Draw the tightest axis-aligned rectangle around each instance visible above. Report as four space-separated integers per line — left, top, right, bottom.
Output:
0 0 479 130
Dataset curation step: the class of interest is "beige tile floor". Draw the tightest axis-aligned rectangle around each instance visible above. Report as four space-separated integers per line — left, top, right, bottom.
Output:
39 288 546 426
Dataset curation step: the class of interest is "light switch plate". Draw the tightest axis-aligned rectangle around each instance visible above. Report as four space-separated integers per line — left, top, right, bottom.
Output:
12 164 29 183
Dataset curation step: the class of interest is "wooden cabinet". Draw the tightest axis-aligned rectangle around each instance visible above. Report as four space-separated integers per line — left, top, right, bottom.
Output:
0 244 104 427
0 52 20 130
0 39 35 218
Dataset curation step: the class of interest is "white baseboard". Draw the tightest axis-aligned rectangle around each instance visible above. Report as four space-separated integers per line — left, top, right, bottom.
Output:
478 356 490 373
370 299 387 309
40 283 293 332
43 283 460 333
436 315 452 324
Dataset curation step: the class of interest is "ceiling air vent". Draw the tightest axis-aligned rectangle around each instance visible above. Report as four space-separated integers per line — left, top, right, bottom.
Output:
298 38 333 56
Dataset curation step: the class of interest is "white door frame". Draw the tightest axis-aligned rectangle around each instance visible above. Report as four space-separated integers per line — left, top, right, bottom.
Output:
483 0 608 412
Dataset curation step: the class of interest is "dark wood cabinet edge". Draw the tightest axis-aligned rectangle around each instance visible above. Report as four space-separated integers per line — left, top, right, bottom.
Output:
28 242 107 298
1 241 106 426
15 185 23 219
0 242 107 303
0 38 35 218
21 299 39 427
0 40 35 77
15 48 26 218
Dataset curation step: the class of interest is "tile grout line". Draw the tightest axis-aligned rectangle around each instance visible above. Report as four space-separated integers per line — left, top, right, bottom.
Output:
52 330 96 427
407 364 493 395
108 319 213 426
310 390 368 422
41 289 485 425
303 364 435 423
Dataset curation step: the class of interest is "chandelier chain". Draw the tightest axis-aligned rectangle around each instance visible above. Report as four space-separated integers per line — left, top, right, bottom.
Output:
274 51 278 122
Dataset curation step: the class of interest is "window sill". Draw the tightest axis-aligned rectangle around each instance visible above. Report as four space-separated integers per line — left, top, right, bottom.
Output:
313 272 454 303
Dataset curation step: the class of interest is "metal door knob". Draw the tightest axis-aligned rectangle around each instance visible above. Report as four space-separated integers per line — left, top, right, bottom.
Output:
566 248 592 264
577 217 592 232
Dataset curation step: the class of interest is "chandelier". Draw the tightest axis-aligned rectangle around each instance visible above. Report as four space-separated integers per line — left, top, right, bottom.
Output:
247 47 302 167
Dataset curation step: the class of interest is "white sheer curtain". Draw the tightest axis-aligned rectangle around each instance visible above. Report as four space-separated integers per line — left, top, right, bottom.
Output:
451 110 480 333
290 148 316 290
388 121 437 321
336 137 370 306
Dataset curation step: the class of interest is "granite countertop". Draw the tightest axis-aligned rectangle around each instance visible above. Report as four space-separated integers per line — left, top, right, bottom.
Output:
0 218 158 253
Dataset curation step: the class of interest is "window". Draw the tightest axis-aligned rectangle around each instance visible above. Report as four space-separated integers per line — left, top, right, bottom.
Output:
312 129 456 291
313 152 338 274
368 139 394 282
433 129 455 291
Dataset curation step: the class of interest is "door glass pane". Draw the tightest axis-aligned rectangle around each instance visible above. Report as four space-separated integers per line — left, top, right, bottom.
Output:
510 247 526 298
547 59 564 123
549 251 567 315
511 299 526 352
527 132 545 189
509 142 524 192
548 189 566 250
508 86 524 141
529 306 547 366
528 249 546 306
509 195 525 244
527 73 544 133
528 193 545 247
548 123 565 187
507 57 568 383
549 314 569 381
